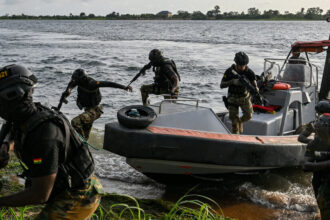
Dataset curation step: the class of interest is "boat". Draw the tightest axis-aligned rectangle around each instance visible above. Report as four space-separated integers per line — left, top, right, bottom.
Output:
103 40 330 180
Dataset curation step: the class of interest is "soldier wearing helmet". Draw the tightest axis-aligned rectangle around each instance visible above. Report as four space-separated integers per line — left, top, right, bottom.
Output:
139 49 180 105
0 64 103 219
220 52 258 134
288 47 306 65
298 100 330 219
60 68 132 140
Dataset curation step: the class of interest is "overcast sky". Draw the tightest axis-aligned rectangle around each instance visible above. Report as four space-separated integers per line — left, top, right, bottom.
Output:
0 0 329 16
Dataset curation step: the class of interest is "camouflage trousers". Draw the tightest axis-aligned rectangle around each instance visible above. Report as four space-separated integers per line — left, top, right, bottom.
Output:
227 93 253 134
313 172 330 219
71 105 103 140
36 175 103 220
140 83 179 106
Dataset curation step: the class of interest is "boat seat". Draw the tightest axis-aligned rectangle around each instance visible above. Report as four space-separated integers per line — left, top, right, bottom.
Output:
281 64 310 87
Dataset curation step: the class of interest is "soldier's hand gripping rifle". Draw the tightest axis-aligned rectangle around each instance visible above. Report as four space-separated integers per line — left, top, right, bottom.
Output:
127 62 152 87
232 69 264 105
56 93 68 111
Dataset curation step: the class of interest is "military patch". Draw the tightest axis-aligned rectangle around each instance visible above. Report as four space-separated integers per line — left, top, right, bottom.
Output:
33 158 42 164
0 71 8 79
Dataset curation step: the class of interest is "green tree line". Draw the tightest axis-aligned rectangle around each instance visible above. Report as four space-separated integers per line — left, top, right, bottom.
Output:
1 6 329 20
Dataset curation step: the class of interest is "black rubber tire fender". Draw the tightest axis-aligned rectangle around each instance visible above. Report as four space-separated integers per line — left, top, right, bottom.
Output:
117 105 157 129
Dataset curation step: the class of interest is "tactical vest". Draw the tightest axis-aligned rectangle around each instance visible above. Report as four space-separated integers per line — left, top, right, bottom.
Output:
154 58 180 90
227 67 249 97
314 114 330 145
16 103 95 197
77 83 102 109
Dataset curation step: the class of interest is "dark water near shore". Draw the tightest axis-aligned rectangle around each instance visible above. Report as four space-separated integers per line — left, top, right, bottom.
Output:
0 20 329 219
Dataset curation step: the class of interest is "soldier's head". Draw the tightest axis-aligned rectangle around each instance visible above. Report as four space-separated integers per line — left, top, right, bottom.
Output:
292 47 300 57
72 68 88 82
149 49 163 66
0 64 38 123
315 100 330 115
234 52 249 72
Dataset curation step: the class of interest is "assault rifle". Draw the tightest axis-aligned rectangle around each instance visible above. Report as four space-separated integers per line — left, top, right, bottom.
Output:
56 93 68 111
231 69 264 105
127 62 152 87
313 151 330 162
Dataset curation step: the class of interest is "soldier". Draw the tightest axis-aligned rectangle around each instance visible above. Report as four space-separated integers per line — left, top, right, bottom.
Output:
139 49 180 105
288 47 307 65
0 64 103 219
220 52 258 134
60 69 132 140
298 100 330 219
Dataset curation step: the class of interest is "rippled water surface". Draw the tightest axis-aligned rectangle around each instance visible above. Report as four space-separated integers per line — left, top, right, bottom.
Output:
0 20 329 219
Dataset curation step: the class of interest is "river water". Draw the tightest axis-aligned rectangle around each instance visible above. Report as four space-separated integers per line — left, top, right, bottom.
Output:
0 20 329 219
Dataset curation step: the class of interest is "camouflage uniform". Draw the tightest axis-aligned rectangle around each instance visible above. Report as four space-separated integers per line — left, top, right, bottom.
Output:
63 75 128 140
140 57 180 106
298 115 330 219
221 64 257 134
140 84 179 105
71 105 103 140
228 93 253 134
316 174 330 219
36 175 103 220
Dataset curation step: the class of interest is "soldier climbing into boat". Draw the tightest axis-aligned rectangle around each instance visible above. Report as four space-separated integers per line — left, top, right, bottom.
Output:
136 49 180 105
220 52 258 134
59 68 132 140
0 64 103 219
298 100 330 219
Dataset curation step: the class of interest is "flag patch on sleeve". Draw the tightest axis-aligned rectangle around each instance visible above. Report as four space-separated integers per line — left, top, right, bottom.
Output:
33 158 42 164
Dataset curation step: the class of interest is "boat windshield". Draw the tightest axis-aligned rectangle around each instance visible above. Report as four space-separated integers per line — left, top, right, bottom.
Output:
263 58 318 88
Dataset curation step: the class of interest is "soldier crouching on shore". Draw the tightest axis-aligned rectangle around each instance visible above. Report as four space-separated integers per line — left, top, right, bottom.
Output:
0 64 103 220
298 101 330 219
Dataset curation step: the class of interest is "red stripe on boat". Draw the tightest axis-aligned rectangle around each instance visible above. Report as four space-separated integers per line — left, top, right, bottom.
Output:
147 126 300 145
148 126 261 143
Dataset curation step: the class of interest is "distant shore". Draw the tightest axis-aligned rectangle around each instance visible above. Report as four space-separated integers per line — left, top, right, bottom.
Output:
1 5 329 21
0 17 327 21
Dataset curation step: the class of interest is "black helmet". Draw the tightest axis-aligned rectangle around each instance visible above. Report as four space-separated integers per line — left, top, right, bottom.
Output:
234 52 249 66
315 100 330 114
0 64 37 101
72 69 88 81
149 49 163 64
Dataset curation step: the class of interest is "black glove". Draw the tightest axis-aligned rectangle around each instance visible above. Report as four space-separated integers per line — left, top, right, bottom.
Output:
62 91 70 98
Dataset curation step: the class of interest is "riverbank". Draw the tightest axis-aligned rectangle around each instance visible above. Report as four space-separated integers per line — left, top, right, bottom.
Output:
0 153 233 219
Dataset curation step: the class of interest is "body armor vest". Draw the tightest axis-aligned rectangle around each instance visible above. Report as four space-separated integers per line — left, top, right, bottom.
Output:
77 79 102 109
16 103 95 197
314 114 330 145
154 58 180 90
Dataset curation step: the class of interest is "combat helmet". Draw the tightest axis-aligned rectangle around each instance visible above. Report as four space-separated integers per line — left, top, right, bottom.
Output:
149 49 163 65
72 69 88 81
234 52 249 66
315 100 330 114
0 64 37 101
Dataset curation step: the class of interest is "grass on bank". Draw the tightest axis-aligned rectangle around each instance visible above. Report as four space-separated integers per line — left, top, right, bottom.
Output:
0 155 234 220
